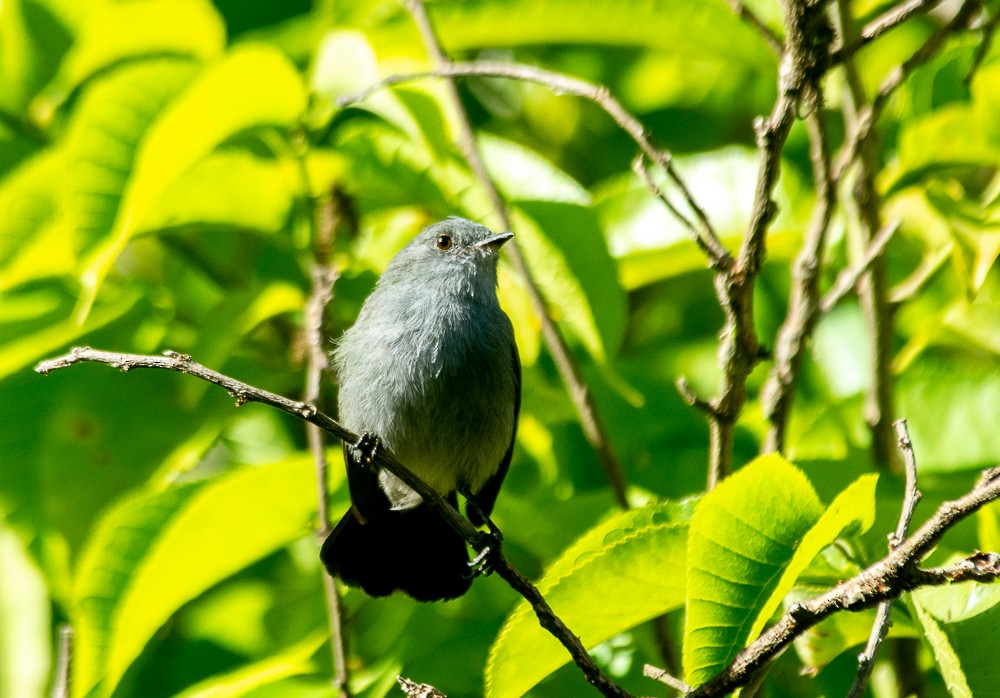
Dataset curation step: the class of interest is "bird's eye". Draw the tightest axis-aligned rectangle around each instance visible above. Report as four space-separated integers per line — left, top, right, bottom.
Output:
435 234 453 251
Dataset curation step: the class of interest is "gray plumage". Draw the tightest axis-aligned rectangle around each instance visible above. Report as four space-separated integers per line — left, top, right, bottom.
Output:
322 217 520 601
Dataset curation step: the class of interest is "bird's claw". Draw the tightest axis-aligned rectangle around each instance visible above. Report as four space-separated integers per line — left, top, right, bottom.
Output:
353 432 380 469
466 528 503 579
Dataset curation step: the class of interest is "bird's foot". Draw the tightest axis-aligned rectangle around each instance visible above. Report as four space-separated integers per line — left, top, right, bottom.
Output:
352 432 380 469
464 497 504 578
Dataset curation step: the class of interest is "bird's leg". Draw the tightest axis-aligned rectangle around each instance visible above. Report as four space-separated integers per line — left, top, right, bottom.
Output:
463 495 504 578
352 432 380 470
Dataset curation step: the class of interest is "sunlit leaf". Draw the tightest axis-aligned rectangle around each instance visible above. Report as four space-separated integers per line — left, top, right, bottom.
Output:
66 58 199 254
71 455 320 698
75 44 308 321
913 598 973 698
513 201 627 360
683 455 825 686
173 633 325 698
33 0 225 117
486 499 694 698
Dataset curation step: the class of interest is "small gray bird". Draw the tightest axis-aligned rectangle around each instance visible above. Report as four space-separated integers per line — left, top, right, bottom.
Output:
321 217 521 601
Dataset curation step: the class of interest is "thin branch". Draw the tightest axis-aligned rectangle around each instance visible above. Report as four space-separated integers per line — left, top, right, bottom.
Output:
633 155 733 271
832 0 945 63
818 219 900 314
835 0 902 471
704 0 835 487
761 109 835 454
688 465 1000 697
51 624 72 698
35 347 635 698
725 0 784 55
337 60 726 274
834 0 981 182
847 419 922 698
305 188 350 698
642 663 691 695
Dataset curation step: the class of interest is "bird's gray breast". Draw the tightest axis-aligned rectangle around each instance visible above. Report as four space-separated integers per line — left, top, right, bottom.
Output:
335 292 516 506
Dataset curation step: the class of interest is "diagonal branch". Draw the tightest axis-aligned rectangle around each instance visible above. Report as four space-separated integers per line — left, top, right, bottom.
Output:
688 465 1000 697
35 347 635 698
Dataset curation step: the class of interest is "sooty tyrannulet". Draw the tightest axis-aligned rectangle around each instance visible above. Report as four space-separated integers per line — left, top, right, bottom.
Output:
321 217 521 601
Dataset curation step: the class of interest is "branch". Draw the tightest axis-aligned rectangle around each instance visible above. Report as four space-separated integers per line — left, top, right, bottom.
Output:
818 218 900 314
831 0 945 64
397 676 447 698
833 0 980 182
847 419 922 698
643 663 691 695
51 624 72 698
306 187 350 698
688 465 1000 697
632 155 733 271
761 108 835 454
35 347 635 698
704 0 834 487
725 0 784 55
337 60 724 274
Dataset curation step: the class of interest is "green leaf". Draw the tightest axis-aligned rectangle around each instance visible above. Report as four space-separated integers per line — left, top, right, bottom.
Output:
0 0 74 113
912 557 1000 623
71 455 320 698
33 0 225 117
486 499 694 698
66 58 200 256
747 474 878 643
898 349 1000 472
683 454 825 686
173 633 325 698
479 134 590 206
913 598 973 698
0 146 65 285
939 599 1000 697
972 61 1000 148
75 44 308 321
138 149 302 236
513 201 627 360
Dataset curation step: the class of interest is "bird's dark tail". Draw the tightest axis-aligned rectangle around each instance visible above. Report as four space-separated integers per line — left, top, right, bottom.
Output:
321 501 473 602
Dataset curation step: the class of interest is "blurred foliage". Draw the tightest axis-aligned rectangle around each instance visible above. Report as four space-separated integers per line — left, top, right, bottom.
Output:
2 0 1000 696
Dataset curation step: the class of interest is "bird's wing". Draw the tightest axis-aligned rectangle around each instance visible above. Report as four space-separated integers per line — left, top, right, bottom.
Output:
467 341 521 526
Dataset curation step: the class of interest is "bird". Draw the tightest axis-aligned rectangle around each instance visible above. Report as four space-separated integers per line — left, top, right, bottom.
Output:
321 217 521 601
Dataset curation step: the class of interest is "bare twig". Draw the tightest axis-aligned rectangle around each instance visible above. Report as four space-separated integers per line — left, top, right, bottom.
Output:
35 347 635 698
835 0 900 471
834 0 981 181
643 663 691 694
337 60 724 274
704 0 834 487
761 109 835 454
725 0 784 55
51 624 72 698
633 155 733 271
305 189 349 698
847 419 922 698
832 0 944 63
687 466 1000 696
818 219 900 314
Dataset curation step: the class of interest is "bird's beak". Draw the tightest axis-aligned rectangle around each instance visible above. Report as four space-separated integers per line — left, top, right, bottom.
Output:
474 231 514 250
